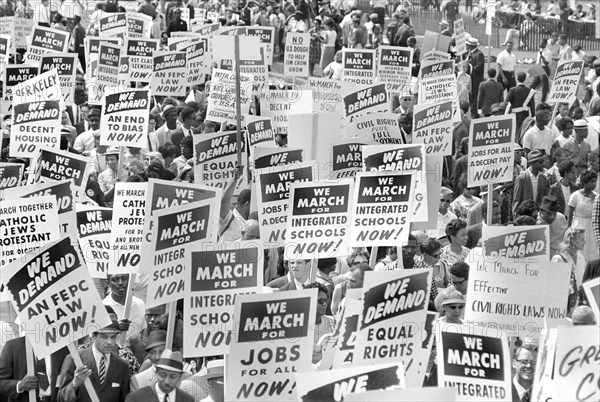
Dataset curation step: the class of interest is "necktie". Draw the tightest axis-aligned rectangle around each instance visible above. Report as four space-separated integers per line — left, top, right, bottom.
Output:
163 393 169 402
522 390 531 402
98 356 106 385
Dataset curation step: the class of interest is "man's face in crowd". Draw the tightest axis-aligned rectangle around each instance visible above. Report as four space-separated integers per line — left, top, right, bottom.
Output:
165 112 178 125
289 259 309 282
575 127 588 140
145 311 161 330
181 144 193 160
81 105 89 121
451 273 468 294
562 122 573 137
439 195 452 215
348 268 364 289
506 42 513 52
513 348 537 384
558 104 568 118
108 274 129 298
402 240 418 266
539 209 556 224
94 332 118 354
106 155 118 171
156 368 182 394
90 115 100 131
536 110 551 127
559 36 566 46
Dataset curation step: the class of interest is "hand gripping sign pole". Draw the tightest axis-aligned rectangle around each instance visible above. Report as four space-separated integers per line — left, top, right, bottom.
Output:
66 343 100 402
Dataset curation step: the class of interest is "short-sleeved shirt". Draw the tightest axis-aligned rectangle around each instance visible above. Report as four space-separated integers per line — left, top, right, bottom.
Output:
497 50 516 72
522 125 553 154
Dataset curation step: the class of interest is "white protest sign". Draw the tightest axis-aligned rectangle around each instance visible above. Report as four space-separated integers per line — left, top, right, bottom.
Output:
126 38 159 82
418 59 457 104
97 43 121 87
1 64 38 115
226 290 317 401
482 225 550 262
177 39 209 87
108 182 147 275
467 115 515 187
307 77 350 113
0 34 10 71
39 53 78 104
347 112 405 145
100 89 150 148
412 101 453 155
76 204 112 279
437 324 511 401
24 26 69 64
349 171 415 246
342 83 388 122
331 139 373 180
245 115 275 150
99 12 127 38
258 89 313 135
146 199 217 308
205 68 252 124
9 99 62 158
343 48 376 85
151 51 187 97
126 12 152 38
193 131 247 190
454 18 467 55
247 26 275 65
0 195 60 267
344 387 457 401
283 32 310 77
582 277 600 320
547 60 584 104
184 242 263 357
377 46 412 86
285 180 353 260
0 236 111 358
12 68 62 104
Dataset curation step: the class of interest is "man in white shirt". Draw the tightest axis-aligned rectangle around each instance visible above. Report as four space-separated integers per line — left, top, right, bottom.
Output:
33 0 51 26
511 344 537 402
429 186 458 239
103 274 147 341
522 103 553 156
557 33 571 60
74 108 101 153
496 41 516 91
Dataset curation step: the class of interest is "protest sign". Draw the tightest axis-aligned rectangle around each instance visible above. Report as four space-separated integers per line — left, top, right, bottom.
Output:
226 290 317 401
151 51 186 97
205 68 252 124
245 115 275 150
582 277 600 319
482 225 550 262
139 179 221 275
0 163 23 189
547 60 584 104
76 204 112 279
362 144 428 222
464 258 570 335
454 18 467 55
193 131 247 189
99 12 127 38
437 324 511 401
307 77 350 113
2 180 77 238
412 101 453 155
296 363 405 402
285 180 353 260
0 34 9 70
0 195 60 267
333 298 362 368
1 64 38 115
418 59 457 104
253 147 304 170
0 17 14 54
97 43 121 87
108 182 147 275
184 242 263 357
467 115 515 187
126 38 159 82
349 171 415 246
331 139 373 179
377 46 412 87
146 199 217 308
28 147 90 202
126 12 152 38
256 161 315 245
99 89 150 148
14 17 33 50
405 311 438 387
258 89 313 135
284 33 310 77
12 68 62 104
212 34 261 62
421 30 452 60
247 26 275 65
342 49 376 85
238 49 269 94
39 53 78 104
9 99 62 158
85 37 121 81
354 269 431 381
177 39 209 87
342 83 388 122
347 112 405 144
24 26 69 64
1 236 111 358
193 21 220 35
344 387 457 401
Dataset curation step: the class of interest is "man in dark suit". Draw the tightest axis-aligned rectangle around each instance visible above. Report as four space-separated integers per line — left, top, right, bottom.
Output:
125 351 193 402
506 72 535 133
477 68 504 117
0 337 47 402
511 344 537 402
512 149 551 217
57 317 130 402
467 37 485 118
266 259 311 290
549 160 579 214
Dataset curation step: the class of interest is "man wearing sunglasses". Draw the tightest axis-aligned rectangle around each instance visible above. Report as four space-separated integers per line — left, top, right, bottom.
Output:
511 344 537 402
430 186 458 239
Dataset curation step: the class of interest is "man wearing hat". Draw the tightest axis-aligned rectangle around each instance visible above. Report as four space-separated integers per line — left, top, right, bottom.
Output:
130 330 169 391
74 107 101 153
564 119 591 170
467 36 484 117
156 105 183 149
57 316 130 402
200 360 224 402
537 195 568 257
127 305 166 365
125 351 193 402
512 149 550 217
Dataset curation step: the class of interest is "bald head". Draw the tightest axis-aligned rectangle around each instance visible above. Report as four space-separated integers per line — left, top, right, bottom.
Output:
241 219 260 240
572 306 597 325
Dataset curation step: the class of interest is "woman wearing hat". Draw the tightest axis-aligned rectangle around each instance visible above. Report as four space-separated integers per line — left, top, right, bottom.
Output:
551 226 587 315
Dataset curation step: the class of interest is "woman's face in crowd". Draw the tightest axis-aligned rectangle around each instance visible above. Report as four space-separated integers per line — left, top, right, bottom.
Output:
573 232 586 251
316 291 328 317
452 228 468 247
443 303 463 322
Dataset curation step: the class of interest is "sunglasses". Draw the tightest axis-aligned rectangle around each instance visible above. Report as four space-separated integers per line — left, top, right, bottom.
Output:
317 298 329 305
452 278 466 286
440 198 452 203
445 304 464 310
429 252 442 258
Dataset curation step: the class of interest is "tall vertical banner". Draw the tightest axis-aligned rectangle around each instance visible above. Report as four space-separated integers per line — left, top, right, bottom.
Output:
547 60 584 104
1 64 38 115
418 59 456 105
354 270 431 380
226 290 317 401
454 18 467 55
284 33 310 77
285 180 353 260
256 161 315 246
76 204 112 279
193 131 246 189
377 46 412 88
349 171 415 246
108 182 147 275
100 89 150 147
0 163 23 189
0 195 60 267
99 12 128 38
24 26 69 64
467 115 515 187
412 101 453 155
437 324 511 401
151 51 187 97
9 99 62 158
97 43 121 88
39 53 78 104
139 180 221 275
0 236 112 358
184 243 263 357
342 83 388 122
343 49 376 85
464 258 570 335
126 38 159 82
146 200 217 308
482 225 550 262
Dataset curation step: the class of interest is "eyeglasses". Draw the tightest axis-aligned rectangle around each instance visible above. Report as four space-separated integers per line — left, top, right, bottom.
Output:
352 260 367 266
440 199 452 203
429 252 442 258
452 278 466 286
317 298 329 305
515 359 537 366
445 304 464 310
